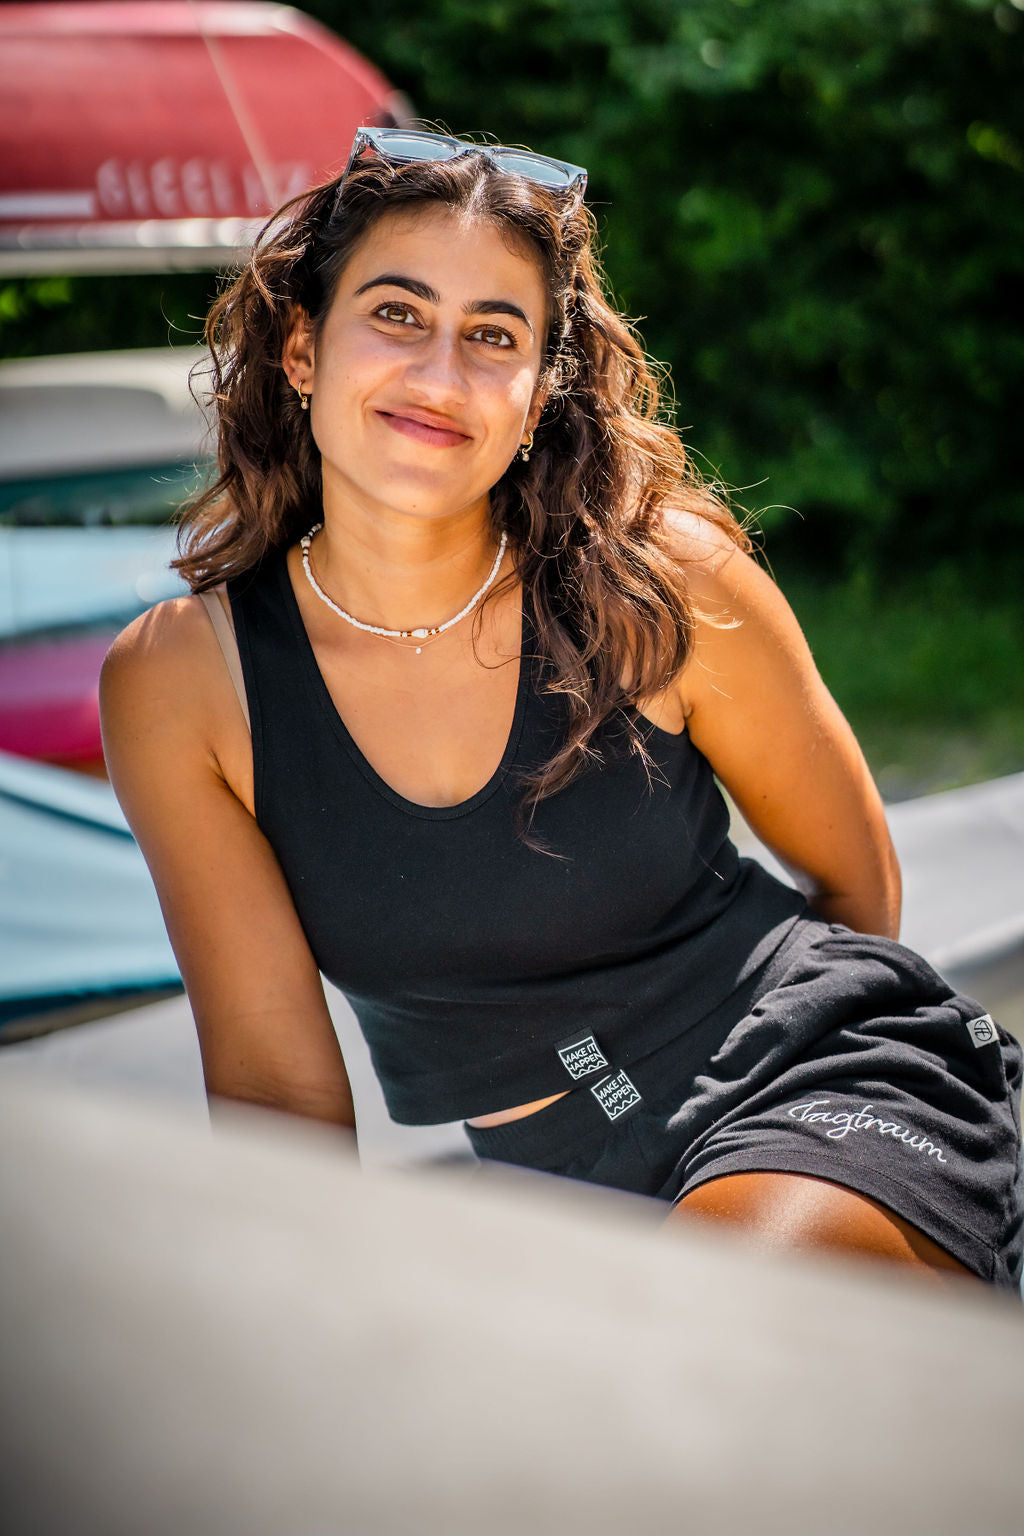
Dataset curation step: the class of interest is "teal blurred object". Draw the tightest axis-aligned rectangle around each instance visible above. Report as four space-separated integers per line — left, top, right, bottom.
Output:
0 524 185 640
0 461 210 530
0 750 179 1030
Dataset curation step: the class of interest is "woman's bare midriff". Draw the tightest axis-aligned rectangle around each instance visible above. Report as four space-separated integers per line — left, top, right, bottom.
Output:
466 1089 571 1128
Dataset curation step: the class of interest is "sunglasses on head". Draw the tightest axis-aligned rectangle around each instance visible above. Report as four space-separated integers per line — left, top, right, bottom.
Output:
340 126 589 196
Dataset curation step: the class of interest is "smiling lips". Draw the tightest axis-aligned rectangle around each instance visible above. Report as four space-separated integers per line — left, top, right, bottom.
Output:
377 409 472 449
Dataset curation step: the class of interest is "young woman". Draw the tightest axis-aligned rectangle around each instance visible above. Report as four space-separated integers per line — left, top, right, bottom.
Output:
100 129 1023 1288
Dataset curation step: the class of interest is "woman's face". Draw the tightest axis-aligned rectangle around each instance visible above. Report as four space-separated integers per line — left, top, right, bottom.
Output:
288 204 549 527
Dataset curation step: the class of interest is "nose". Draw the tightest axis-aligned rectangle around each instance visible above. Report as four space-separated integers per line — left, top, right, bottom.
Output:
403 328 469 405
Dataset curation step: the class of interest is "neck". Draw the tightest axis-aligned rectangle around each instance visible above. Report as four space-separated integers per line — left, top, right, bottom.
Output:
309 491 503 633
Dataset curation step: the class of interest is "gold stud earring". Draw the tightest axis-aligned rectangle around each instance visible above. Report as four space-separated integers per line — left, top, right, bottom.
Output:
519 431 534 462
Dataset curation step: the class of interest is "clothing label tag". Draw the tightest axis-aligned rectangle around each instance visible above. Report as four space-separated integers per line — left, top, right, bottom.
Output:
965 1014 998 1048
591 1069 643 1122
555 1032 610 1082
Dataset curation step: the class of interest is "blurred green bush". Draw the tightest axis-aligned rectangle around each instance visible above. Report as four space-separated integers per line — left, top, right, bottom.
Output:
323 0 1023 592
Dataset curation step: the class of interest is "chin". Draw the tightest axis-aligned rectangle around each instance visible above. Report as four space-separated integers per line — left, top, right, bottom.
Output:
365 473 498 521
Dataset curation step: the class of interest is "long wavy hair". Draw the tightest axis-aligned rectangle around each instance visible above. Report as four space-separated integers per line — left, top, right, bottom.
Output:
175 144 749 814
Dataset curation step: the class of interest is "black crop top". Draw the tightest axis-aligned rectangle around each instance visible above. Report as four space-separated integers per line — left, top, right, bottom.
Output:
229 549 807 1124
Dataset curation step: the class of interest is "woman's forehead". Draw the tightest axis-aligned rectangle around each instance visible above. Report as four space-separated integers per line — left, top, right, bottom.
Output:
339 206 548 311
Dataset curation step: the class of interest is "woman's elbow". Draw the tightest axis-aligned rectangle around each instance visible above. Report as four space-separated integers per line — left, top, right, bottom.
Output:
800 835 902 940
879 837 903 940
203 1065 357 1134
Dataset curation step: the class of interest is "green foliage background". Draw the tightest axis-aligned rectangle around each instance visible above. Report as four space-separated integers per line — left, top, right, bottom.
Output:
2 0 1021 788
324 0 1023 590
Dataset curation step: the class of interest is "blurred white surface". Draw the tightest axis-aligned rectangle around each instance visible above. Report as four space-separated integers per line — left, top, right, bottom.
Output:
0 347 210 476
2 1072 1022 1536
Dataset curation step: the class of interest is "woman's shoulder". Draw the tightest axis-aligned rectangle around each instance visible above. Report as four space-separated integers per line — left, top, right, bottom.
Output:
100 588 245 766
101 590 224 700
660 505 767 615
101 584 257 813
657 504 823 720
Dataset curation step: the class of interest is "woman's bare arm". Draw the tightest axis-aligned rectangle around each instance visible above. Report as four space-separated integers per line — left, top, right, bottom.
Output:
100 596 357 1130
670 518 901 938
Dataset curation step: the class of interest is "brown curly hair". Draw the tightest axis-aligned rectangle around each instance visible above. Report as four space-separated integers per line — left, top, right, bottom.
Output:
174 145 749 813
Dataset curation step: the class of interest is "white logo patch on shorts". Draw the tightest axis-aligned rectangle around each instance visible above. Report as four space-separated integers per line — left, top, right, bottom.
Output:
965 1014 997 1048
556 1033 610 1081
785 1100 948 1163
591 1069 642 1122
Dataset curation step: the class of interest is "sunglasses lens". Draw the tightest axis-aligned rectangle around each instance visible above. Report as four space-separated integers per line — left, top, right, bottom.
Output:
490 150 572 186
371 131 458 163
349 130 586 195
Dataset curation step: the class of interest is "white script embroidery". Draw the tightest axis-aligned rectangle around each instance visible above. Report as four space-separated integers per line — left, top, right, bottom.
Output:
786 1100 948 1163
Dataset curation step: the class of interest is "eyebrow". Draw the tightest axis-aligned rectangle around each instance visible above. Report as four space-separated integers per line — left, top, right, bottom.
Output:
353 273 535 336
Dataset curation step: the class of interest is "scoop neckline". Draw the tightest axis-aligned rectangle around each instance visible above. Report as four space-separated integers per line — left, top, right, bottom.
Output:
277 543 532 822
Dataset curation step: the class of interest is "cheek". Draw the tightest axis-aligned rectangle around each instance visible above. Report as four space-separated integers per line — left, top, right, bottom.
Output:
308 347 388 450
318 331 387 396
483 364 541 436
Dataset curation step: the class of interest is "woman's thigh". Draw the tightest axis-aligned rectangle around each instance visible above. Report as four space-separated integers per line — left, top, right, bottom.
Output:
671 1170 976 1280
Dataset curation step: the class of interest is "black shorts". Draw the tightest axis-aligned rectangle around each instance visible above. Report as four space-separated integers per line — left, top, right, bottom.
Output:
465 919 1024 1289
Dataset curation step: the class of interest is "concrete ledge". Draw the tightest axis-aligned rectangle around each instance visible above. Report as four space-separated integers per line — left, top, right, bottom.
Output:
2 1073 1023 1536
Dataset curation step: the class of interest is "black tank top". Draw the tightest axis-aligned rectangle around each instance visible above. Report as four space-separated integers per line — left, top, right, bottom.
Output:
229 548 807 1124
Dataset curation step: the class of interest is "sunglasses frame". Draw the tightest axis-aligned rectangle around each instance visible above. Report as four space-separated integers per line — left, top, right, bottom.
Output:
340 126 589 197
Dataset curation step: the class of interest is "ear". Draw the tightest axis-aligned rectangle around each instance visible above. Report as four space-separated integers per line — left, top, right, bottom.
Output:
525 381 551 436
282 305 316 394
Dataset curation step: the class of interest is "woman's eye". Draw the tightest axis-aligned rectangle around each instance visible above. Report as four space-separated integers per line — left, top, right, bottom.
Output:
471 325 515 349
375 303 417 325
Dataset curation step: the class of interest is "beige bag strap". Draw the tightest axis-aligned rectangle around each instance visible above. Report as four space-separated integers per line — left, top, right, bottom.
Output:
198 586 251 734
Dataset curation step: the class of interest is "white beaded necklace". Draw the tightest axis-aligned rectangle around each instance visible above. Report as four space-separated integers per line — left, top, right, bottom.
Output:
300 523 508 654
